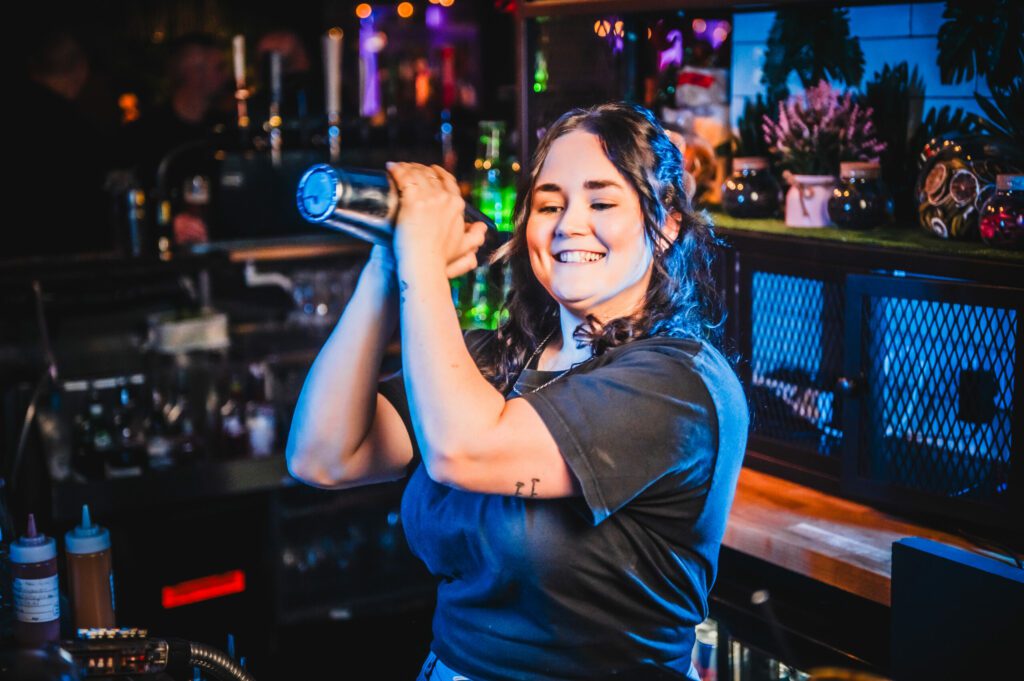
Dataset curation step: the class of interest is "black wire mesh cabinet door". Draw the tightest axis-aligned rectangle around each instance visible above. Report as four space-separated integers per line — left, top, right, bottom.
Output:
841 274 1022 540
738 254 846 487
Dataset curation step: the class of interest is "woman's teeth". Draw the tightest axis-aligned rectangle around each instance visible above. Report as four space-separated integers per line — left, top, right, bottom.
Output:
557 251 605 263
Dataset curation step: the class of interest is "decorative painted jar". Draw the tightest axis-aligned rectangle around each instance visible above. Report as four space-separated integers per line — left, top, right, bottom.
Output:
915 135 1022 240
979 174 1023 250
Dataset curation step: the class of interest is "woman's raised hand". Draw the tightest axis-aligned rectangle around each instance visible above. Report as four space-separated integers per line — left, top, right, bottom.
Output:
386 162 488 279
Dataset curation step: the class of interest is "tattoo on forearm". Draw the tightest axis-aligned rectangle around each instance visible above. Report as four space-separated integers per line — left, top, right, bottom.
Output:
399 279 409 303
514 478 541 497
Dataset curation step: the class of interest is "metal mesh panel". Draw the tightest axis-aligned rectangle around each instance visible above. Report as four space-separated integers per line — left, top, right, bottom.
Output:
749 271 845 457
862 297 1016 504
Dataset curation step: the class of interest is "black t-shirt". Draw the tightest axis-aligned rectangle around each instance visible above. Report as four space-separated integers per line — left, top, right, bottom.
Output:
379 330 749 681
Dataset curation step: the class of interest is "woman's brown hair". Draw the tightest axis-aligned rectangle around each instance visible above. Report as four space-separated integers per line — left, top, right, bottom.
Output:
478 101 727 393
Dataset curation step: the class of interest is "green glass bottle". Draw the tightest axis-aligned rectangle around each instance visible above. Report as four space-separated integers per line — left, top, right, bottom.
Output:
466 265 494 330
490 262 513 329
450 273 470 328
473 122 517 233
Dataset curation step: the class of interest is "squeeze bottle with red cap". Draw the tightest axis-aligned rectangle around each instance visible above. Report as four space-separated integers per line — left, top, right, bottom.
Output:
11 513 60 647
65 504 115 628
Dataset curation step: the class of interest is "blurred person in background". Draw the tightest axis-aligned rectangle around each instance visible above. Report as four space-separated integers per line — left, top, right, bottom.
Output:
13 29 112 258
114 32 232 246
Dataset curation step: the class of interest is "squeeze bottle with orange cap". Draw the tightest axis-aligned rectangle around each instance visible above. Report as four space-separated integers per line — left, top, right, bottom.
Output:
65 504 116 628
11 513 60 647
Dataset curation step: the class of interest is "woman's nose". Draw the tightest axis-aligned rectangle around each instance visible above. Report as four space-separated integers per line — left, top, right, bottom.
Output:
555 200 591 238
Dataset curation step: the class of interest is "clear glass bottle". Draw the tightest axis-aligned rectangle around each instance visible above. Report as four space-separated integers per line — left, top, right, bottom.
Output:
721 157 781 219
473 121 516 233
244 363 276 458
219 374 250 459
979 174 1023 249
828 161 892 229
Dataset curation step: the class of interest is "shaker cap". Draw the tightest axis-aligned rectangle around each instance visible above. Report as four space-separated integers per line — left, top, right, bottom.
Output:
296 164 342 223
11 513 57 563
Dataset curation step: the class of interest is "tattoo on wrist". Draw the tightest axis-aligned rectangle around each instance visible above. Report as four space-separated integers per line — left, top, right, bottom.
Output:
514 478 540 497
399 279 409 303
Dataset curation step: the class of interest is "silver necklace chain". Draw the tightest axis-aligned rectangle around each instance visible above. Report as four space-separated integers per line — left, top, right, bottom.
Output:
508 327 593 396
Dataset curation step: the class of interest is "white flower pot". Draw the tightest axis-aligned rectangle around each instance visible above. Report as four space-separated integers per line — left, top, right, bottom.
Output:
785 174 837 227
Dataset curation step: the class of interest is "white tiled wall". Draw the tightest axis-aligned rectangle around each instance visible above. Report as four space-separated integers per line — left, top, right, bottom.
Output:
730 3 986 132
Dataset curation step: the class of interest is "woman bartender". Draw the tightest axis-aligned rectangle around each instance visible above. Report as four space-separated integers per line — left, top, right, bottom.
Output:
286 102 749 681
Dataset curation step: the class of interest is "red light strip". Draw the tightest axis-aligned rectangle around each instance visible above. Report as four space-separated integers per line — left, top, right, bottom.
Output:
161 570 246 609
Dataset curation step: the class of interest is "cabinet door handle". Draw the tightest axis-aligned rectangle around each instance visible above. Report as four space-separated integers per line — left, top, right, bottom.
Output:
835 376 860 395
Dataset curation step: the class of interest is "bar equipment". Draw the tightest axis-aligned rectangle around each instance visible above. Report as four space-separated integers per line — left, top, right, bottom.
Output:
295 164 497 246
232 35 250 136
324 29 343 164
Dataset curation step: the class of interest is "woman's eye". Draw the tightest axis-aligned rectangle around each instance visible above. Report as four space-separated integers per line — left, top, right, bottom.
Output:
537 205 563 214
591 202 615 211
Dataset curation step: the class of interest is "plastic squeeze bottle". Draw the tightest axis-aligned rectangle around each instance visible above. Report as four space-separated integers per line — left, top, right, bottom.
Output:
65 505 116 628
11 514 60 647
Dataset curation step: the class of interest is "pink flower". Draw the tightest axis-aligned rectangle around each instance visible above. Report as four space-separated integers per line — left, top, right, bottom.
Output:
761 80 887 174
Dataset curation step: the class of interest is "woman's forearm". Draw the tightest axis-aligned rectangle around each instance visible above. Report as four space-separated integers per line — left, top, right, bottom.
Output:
286 248 400 483
396 257 506 480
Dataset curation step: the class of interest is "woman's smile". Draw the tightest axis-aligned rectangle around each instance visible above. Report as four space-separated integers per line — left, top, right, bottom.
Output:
554 250 606 264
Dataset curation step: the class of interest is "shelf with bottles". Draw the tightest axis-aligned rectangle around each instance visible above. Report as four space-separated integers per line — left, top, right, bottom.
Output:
41 355 300 520
711 211 1023 290
711 212 1024 263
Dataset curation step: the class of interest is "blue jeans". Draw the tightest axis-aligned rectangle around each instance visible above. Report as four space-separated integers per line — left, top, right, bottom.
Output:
415 650 473 681
415 650 701 681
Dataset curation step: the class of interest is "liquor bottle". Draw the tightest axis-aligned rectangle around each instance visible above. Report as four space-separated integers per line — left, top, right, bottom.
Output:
473 121 516 233
465 265 494 330
490 263 513 329
220 374 250 459
244 363 276 458
88 396 116 479
107 381 146 478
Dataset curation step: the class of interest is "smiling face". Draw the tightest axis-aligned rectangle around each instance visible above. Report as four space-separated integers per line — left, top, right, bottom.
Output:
525 130 655 323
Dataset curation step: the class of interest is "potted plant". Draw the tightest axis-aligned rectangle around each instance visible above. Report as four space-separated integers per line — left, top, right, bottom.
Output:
763 80 886 227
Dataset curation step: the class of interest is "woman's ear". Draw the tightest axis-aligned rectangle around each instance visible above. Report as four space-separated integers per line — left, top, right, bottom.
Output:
662 212 681 246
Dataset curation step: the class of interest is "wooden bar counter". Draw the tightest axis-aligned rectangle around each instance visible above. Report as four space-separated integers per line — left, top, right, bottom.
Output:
723 463 994 606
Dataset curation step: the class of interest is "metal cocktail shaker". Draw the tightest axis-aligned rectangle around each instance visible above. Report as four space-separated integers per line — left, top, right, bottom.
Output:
296 164 498 246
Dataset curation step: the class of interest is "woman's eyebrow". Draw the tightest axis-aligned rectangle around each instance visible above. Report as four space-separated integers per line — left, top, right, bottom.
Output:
583 179 624 190
534 179 623 193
